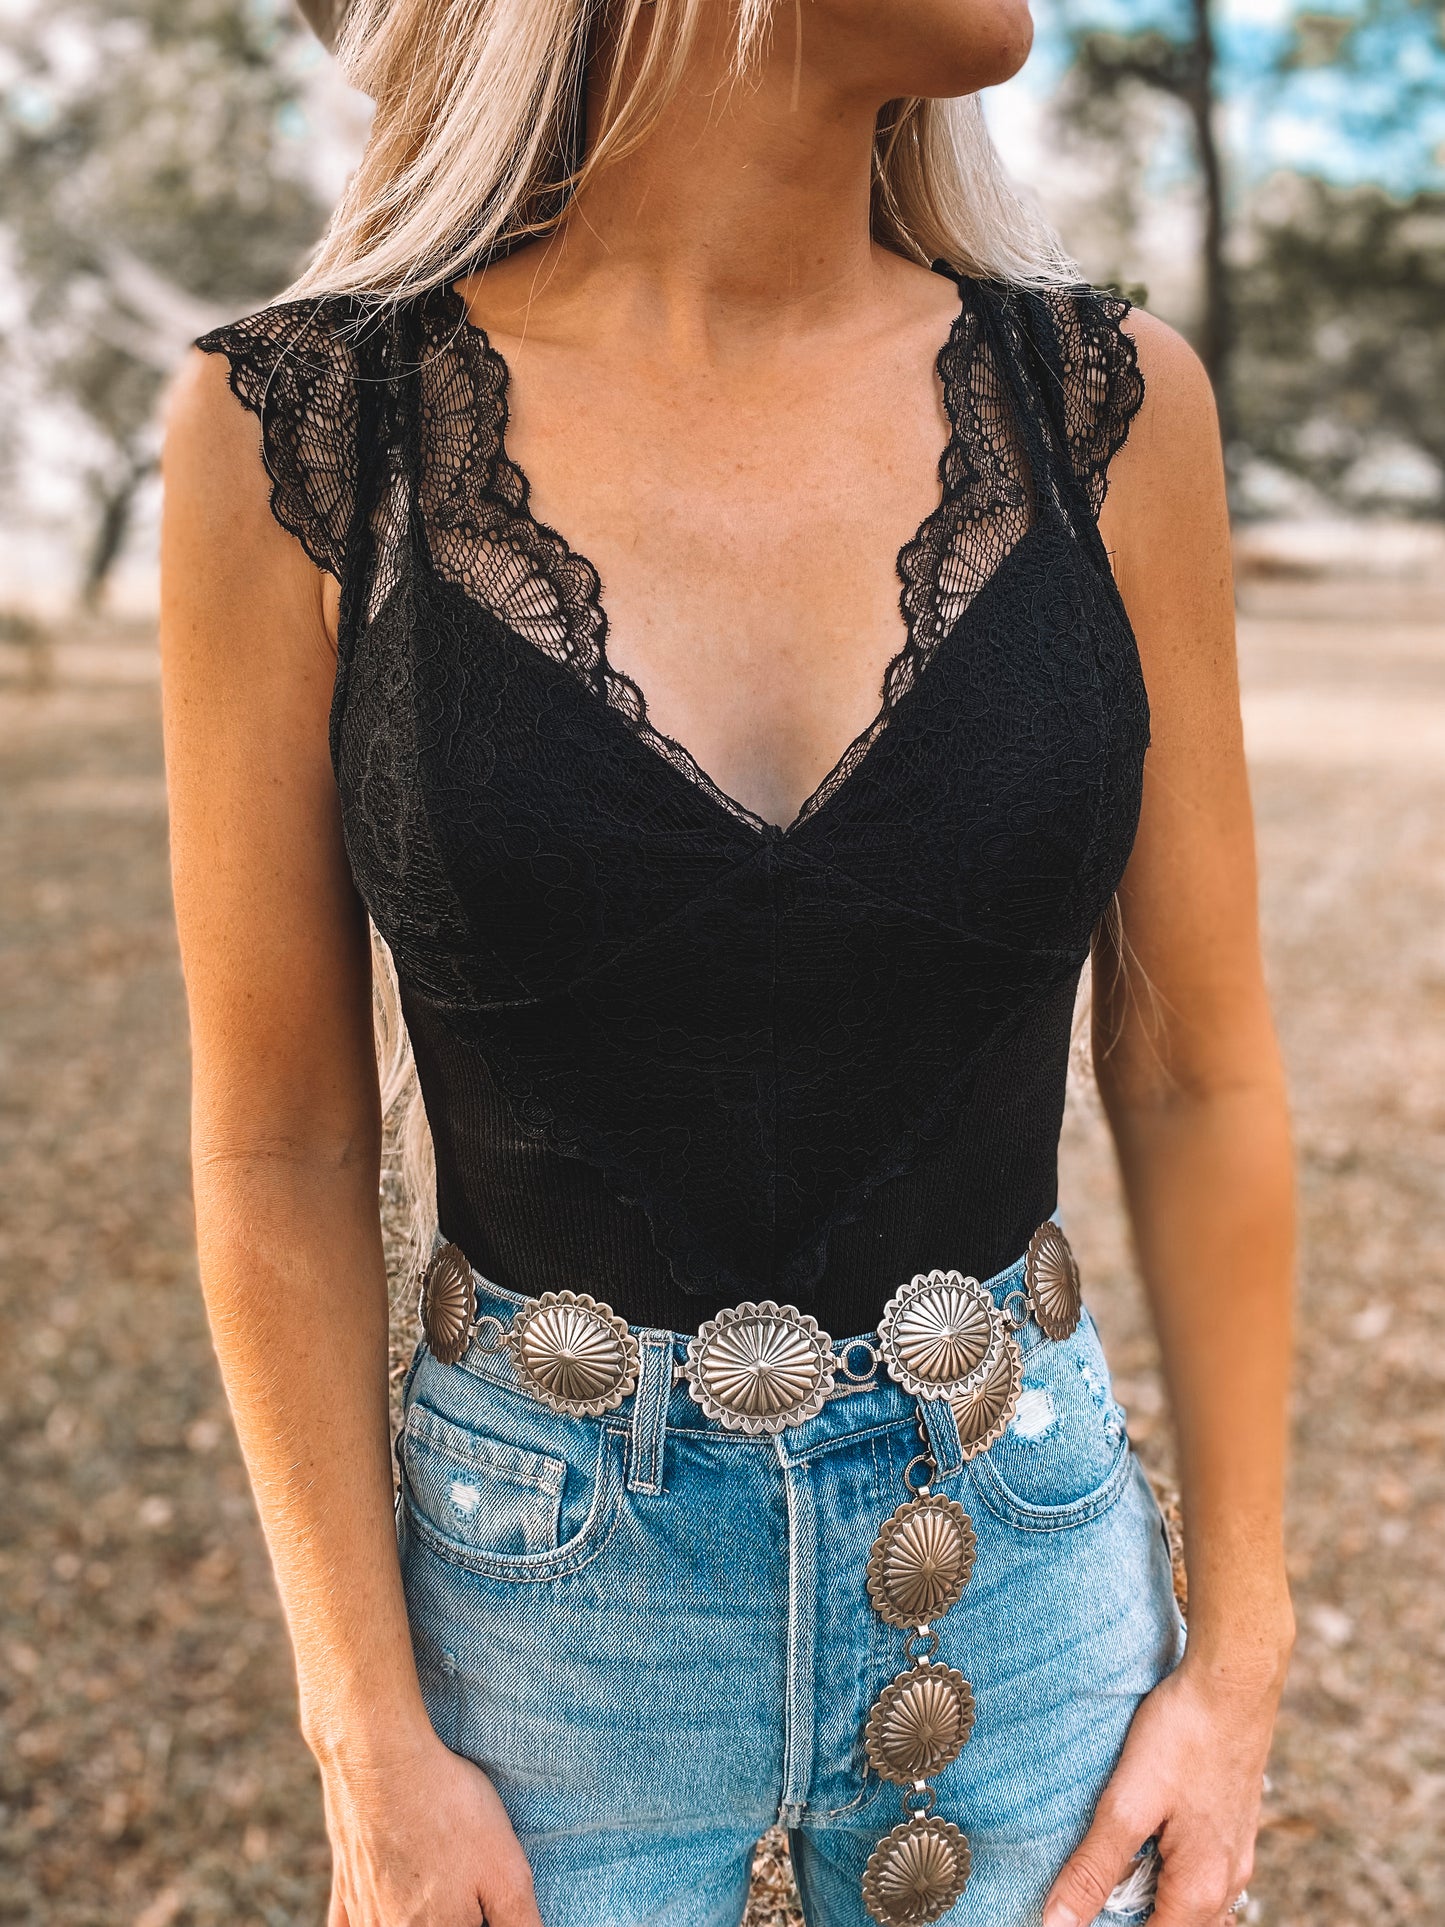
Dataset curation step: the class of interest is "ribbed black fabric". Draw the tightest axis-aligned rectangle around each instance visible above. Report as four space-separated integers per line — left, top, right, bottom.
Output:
405 974 1078 1332
197 268 1149 1334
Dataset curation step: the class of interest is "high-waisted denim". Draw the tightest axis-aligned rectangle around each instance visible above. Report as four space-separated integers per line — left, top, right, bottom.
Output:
395 1246 1186 1927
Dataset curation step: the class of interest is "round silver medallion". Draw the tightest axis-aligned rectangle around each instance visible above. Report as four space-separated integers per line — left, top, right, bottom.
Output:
684 1301 835 1434
1026 1223 1083 1341
866 1494 977 1630
877 1270 1002 1402
419 1242 477 1366
507 1291 639 1416
861 1816 972 1926
950 1332 1023 1463
863 1661 977 1784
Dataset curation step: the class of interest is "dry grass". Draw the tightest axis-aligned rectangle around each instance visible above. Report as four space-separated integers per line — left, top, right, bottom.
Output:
1 569 1441 1924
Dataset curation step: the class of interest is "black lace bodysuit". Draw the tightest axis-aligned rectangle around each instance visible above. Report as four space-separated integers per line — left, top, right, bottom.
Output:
198 268 1149 1336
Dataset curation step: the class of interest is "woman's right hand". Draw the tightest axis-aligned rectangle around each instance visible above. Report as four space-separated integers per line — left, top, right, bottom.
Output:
321 1728 544 1927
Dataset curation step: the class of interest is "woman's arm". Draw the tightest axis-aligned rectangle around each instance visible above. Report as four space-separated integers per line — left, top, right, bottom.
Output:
160 351 542 1927
1044 315 1295 1927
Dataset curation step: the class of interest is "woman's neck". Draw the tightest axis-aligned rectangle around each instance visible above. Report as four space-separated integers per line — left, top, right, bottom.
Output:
471 9 898 356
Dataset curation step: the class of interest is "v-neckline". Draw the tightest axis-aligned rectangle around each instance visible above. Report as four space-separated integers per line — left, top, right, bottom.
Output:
435 268 1033 844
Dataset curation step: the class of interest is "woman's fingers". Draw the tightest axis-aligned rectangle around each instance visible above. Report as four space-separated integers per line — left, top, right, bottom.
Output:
1043 1790 1252 1927
1043 1655 1273 1927
1150 1835 1254 1927
1041 1791 1154 1927
479 1864 545 1927
1152 1880 1246 1925
472 1772 545 1926
319 1736 545 1927
478 1837 545 1927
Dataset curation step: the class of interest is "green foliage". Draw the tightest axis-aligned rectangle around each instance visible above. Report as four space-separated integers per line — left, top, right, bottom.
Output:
1053 0 1231 410
1051 0 1445 512
1061 24 1205 120
1232 177 1445 510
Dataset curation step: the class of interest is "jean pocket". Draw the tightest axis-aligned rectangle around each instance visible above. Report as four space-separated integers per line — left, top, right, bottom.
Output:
399 1397 624 1578
964 1309 1132 1530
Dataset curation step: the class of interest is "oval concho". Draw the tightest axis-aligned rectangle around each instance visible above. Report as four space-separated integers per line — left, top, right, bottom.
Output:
950 1331 1023 1463
863 1660 977 1783
862 1816 971 1927
684 1301 835 1434
507 1290 640 1417
1026 1222 1083 1341
877 1270 1002 1403
419 1242 477 1366
866 1494 977 1630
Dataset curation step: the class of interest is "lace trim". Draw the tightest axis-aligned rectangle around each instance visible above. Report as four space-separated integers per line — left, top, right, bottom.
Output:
195 300 359 581
415 278 1042 836
1036 287 1144 518
413 290 756 831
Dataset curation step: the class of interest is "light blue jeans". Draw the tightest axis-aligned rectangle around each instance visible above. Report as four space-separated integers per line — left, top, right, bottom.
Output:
396 1249 1185 1927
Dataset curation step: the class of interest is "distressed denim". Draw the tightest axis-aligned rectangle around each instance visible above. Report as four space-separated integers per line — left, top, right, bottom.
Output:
396 1247 1185 1927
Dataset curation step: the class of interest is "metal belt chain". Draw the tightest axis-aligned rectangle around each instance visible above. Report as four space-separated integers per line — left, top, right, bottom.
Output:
856 1417 977 1923
417 1223 1084 1926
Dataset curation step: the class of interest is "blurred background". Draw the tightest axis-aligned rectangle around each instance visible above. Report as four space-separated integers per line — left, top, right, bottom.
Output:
1 2 1441 1923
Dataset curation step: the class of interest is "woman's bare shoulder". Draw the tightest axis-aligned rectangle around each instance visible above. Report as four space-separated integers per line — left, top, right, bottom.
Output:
1115 307 1222 473
163 336 347 655
1101 306 1227 568
165 297 360 593
161 345 338 686
164 348 287 553
1100 306 1237 754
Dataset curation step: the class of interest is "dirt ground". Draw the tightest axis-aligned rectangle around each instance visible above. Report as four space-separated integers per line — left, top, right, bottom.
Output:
1 565 1442 1926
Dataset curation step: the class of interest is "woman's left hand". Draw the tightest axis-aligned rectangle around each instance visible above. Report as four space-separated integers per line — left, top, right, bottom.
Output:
1041 1647 1288 1927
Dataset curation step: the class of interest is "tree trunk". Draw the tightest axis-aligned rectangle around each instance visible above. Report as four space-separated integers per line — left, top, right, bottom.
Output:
80 456 153 611
1185 0 1232 443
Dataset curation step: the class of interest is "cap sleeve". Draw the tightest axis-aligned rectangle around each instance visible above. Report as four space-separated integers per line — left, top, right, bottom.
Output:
195 298 360 580
1030 288 1146 520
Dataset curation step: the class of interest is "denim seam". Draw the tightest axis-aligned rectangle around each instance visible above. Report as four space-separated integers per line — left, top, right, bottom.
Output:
627 1334 673 1495
448 1353 915 1459
400 1478 625 1583
439 1379 916 1457
452 1348 567 1404
918 1392 964 1480
809 1427 888 1822
515 1814 780 1851
782 1414 925 1468
405 1402 568 1497
399 1426 627 1580
964 1430 1134 1532
775 1433 818 1816
808 1776 892 1827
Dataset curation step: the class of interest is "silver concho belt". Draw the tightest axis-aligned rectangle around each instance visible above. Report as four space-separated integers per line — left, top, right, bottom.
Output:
416 1220 1084 1927
418 1218 1081 1446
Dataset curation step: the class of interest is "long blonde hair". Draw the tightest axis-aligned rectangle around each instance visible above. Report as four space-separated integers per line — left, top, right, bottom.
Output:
308 0 1084 1280
289 0 1079 304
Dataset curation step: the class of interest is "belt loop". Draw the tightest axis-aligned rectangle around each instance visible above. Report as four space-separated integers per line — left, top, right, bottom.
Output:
627 1332 673 1495
918 1394 964 1481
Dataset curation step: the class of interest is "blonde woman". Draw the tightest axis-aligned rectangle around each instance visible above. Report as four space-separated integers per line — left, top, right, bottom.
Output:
159 2 1294 1923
